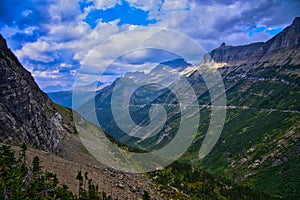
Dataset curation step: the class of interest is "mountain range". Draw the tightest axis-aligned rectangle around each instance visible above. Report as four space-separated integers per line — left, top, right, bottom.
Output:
47 81 109 109
42 84 73 93
0 31 275 200
77 17 300 199
2 29 267 199
0 17 299 199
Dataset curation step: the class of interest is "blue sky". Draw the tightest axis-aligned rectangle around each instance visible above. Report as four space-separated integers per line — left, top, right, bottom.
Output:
0 0 299 90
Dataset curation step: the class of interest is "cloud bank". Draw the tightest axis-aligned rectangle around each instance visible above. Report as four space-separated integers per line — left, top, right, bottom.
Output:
0 0 299 88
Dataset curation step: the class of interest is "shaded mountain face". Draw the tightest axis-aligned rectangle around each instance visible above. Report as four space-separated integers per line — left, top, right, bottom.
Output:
0 34 75 153
47 91 73 109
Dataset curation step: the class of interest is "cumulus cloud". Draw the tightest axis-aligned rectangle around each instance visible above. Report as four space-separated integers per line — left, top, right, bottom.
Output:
10 0 124 83
32 69 75 89
1 0 299 88
126 0 161 12
120 49 180 65
161 0 190 11
93 0 120 10
147 0 300 50
15 39 54 62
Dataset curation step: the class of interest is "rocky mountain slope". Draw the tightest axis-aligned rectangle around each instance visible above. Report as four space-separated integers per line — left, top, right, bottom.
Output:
0 34 165 199
0 34 76 153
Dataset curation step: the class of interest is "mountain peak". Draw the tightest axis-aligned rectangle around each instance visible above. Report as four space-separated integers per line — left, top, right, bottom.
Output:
220 42 226 47
292 16 300 25
160 58 192 71
0 34 8 50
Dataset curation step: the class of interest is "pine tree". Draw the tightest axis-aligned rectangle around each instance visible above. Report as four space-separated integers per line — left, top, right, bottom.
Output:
76 170 83 197
142 190 150 200
0 145 117 200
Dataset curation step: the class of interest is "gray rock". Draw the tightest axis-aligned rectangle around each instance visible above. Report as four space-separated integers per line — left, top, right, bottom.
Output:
0 34 75 153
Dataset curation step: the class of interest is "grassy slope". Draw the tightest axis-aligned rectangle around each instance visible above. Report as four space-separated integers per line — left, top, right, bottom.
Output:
181 64 300 199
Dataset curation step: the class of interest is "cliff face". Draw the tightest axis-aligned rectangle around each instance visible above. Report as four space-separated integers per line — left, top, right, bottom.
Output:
263 17 300 54
209 42 264 66
0 34 75 153
210 17 300 67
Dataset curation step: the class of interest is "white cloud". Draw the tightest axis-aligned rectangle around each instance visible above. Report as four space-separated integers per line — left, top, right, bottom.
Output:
47 21 90 42
32 70 60 79
7 0 299 88
79 27 206 82
93 0 120 10
21 10 33 17
161 0 190 11
126 0 161 11
15 39 54 62
14 0 124 74
48 0 81 23
111 61 158 73
33 71 75 88
150 2 246 50
0 25 20 38
147 0 296 51
60 63 73 68
121 49 150 62
23 26 39 35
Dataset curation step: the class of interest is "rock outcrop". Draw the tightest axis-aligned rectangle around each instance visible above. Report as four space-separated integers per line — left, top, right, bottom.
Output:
0 34 75 153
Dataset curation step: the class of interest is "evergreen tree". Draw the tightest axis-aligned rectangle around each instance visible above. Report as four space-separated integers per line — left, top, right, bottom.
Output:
142 190 150 200
0 144 122 200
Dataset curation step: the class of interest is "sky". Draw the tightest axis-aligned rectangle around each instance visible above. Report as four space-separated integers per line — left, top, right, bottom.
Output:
0 0 299 89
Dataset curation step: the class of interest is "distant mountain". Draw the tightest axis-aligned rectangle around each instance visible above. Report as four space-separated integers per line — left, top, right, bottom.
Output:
124 58 191 83
0 34 76 153
79 58 192 144
160 58 192 71
43 84 73 93
47 90 73 108
46 81 108 109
